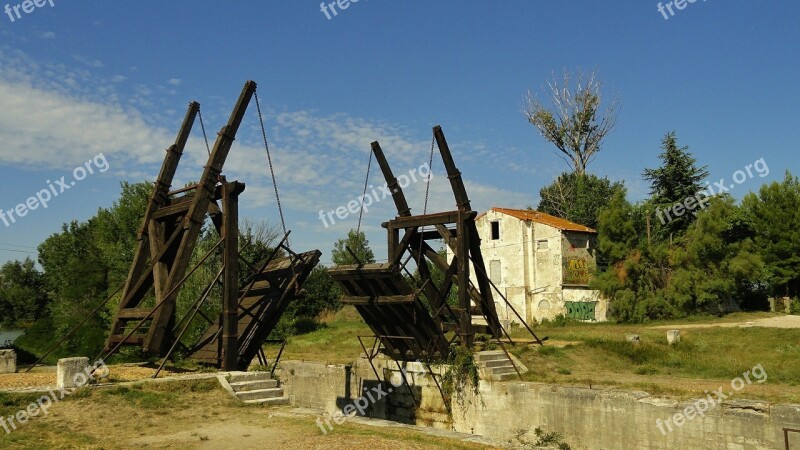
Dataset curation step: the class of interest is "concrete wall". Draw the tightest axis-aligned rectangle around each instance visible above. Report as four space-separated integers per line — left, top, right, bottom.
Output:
278 359 800 450
0 349 16 374
278 358 452 430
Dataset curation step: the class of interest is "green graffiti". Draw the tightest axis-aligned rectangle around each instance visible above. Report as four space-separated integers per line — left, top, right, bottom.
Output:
565 301 597 321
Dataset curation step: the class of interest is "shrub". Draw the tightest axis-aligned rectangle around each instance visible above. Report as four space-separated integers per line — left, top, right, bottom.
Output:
790 298 800 315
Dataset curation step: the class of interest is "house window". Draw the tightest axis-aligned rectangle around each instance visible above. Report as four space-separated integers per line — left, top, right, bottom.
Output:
536 239 549 250
490 221 500 240
567 235 589 249
489 260 502 285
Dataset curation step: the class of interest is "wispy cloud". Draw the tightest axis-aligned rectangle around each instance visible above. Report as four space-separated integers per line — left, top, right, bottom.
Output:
0 46 531 263
72 55 104 68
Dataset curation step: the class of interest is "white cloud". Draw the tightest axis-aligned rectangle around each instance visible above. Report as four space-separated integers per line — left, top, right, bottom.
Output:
167 78 182 86
0 46 531 246
72 55 104 68
0 79 172 168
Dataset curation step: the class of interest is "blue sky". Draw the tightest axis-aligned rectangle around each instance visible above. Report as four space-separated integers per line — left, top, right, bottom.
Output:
0 0 798 266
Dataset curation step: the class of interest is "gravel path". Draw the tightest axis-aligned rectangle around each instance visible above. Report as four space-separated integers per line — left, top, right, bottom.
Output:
0 364 185 391
652 315 800 330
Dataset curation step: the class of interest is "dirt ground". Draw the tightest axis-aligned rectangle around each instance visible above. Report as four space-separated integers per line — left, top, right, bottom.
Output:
0 379 496 450
0 364 186 391
127 410 498 450
650 314 800 330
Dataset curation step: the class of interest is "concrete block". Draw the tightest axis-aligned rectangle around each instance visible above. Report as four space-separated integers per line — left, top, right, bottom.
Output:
0 349 16 373
57 357 90 389
667 330 681 345
626 334 641 345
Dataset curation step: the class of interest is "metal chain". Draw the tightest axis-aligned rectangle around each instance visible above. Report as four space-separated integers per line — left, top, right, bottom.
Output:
356 150 373 235
422 134 435 217
197 108 211 156
254 91 289 248
416 134 436 269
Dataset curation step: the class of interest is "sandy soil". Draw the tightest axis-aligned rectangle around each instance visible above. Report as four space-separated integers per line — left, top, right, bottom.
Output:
651 315 800 330
0 364 185 391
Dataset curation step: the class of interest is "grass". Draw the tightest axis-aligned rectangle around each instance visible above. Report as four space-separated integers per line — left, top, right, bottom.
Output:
507 312 800 403
268 307 800 404
264 307 371 364
0 379 487 449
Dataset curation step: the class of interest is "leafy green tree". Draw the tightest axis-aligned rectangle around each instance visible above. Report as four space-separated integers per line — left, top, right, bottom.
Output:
595 189 639 264
293 266 343 318
742 171 800 297
93 182 152 287
525 68 620 175
36 220 109 356
0 258 49 327
643 132 709 237
594 193 766 322
332 229 375 265
538 172 625 229
666 197 763 315
17 181 292 360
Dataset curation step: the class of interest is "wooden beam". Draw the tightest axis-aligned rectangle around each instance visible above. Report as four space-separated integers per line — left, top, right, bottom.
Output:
341 294 415 305
371 141 412 216
222 179 243 371
147 81 257 355
456 216 473 348
434 125 472 211
151 201 192 220
385 210 477 229
116 308 153 320
108 102 198 349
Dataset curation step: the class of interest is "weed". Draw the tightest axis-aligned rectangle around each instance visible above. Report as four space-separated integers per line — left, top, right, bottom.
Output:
790 298 800 315
533 427 572 450
538 346 565 357
101 384 178 409
635 365 658 375
511 427 572 450
441 346 481 412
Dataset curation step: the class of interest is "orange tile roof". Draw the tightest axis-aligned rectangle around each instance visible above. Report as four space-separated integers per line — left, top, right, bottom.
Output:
478 207 597 233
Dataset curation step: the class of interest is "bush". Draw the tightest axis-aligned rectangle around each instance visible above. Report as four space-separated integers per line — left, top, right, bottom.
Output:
267 316 326 340
539 314 577 327
609 291 679 323
790 298 800 315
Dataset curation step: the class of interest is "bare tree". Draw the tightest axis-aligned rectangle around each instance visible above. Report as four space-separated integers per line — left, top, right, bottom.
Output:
240 218 282 250
525 68 620 175
538 175 574 218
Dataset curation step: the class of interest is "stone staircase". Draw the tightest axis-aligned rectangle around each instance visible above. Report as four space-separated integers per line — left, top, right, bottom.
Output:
224 372 288 406
475 350 528 381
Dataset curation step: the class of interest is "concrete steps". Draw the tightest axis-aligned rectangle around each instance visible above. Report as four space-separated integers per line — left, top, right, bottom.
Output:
226 371 288 406
475 350 528 381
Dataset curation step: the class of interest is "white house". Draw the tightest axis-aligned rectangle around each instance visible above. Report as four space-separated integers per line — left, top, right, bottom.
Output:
470 207 607 324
